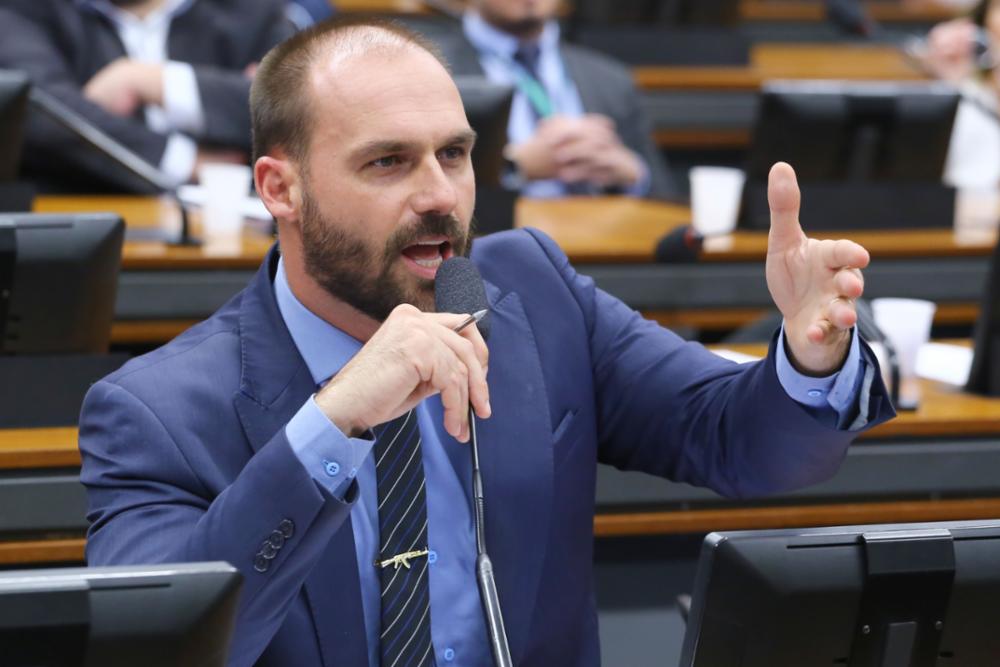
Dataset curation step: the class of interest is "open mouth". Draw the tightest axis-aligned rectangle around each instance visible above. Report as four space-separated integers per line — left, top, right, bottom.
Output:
400 237 455 278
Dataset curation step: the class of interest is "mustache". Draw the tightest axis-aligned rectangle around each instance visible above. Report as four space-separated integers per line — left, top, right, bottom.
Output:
385 214 468 258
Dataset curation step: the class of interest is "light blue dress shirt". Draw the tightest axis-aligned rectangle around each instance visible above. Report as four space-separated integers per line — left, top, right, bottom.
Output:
462 12 650 198
274 257 865 665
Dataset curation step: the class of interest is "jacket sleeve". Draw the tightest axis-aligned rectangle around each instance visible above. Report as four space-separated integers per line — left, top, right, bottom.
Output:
0 8 170 192
79 380 355 665
525 228 894 499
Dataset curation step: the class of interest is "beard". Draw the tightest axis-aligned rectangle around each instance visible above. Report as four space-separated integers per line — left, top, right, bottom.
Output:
299 185 473 323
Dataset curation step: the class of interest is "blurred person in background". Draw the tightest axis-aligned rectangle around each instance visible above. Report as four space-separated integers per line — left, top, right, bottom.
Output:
0 0 296 193
432 0 676 198
920 0 1000 188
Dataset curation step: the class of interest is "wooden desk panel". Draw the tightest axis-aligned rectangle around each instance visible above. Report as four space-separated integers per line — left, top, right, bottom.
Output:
33 192 999 266
740 1 956 23
635 42 927 92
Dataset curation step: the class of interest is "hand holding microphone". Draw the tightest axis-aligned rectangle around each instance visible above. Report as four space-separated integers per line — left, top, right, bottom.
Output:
314 303 490 442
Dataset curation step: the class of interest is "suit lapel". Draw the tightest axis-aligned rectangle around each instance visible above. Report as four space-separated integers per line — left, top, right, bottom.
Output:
232 246 367 667
475 280 555 665
560 46 600 113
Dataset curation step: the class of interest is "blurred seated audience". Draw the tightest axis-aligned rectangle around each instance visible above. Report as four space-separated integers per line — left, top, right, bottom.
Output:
286 0 335 30
920 0 1000 188
0 0 295 193
430 0 676 198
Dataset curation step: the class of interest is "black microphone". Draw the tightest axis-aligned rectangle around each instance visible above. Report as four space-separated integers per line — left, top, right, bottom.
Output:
654 225 703 263
434 257 512 667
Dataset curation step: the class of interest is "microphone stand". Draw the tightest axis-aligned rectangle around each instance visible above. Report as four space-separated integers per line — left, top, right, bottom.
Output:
28 86 198 246
468 408 513 667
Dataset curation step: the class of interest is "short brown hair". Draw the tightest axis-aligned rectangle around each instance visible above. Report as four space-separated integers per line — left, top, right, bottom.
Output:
250 17 450 165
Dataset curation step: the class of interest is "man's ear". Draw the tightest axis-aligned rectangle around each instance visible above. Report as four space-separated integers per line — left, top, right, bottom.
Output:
254 152 301 223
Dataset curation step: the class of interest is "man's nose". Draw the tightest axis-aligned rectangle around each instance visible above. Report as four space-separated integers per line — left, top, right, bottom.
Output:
409 157 459 217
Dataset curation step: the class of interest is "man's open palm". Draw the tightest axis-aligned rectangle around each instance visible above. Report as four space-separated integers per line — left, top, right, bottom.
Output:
765 162 870 375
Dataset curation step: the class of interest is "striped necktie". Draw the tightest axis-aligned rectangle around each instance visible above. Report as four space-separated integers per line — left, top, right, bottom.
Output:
373 410 435 667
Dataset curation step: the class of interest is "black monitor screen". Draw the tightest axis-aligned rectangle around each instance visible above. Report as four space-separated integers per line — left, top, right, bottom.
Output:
0 562 242 667
454 76 517 235
967 237 1000 395
747 80 959 183
1 212 123 354
680 520 1000 666
741 81 960 230
0 69 28 183
455 76 513 188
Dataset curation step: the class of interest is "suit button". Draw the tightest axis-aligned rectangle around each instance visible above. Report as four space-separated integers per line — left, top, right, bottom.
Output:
278 519 295 539
253 554 270 573
260 541 278 559
268 530 285 550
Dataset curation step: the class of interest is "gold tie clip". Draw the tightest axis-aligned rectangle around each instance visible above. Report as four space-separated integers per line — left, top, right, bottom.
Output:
375 548 430 570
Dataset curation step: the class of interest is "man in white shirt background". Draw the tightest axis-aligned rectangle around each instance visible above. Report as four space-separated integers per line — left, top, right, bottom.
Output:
0 0 295 192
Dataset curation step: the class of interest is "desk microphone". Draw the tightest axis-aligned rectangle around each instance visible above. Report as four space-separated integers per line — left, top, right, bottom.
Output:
654 225 703 263
434 257 513 667
27 84 198 245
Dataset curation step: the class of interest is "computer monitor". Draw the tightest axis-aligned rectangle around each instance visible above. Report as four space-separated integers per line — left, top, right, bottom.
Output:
1 212 123 354
0 212 125 427
967 237 1000 395
741 81 961 231
0 69 32 211
680 520 1000 666
0 562 242 667
454 76 516 235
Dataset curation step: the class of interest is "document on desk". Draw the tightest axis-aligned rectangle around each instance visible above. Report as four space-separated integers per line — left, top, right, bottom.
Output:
916 343 973 387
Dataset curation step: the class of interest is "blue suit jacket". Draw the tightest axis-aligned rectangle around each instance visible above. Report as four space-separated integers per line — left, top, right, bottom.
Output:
79 229 892 666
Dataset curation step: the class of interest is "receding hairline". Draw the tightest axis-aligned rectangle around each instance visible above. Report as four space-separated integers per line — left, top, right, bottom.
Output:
250 18 453 164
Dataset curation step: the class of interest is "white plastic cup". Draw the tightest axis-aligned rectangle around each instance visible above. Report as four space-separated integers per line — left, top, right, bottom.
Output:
871 298 937 409
689 166 746 237
199 163 252 240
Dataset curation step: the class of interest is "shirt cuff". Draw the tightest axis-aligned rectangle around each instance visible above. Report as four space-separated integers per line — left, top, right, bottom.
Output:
158 132 198 188
775 324 864 420
285 395 376 499
162 61 205 135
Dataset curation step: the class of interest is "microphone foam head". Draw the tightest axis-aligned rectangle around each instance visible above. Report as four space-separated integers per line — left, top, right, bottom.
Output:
434 256 491 341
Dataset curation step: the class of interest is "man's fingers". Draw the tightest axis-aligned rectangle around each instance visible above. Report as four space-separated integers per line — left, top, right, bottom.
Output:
431 340 469 442
834 267 865 300
441 330 491 420
820 239 870 271
767 162 805 251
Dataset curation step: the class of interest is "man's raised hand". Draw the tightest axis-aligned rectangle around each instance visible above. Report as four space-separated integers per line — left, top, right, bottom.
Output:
765 162 870 375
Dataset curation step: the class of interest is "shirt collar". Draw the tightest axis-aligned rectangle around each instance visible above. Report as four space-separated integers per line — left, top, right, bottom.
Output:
273 256 363 387
77 0 195 27
463 10 561 60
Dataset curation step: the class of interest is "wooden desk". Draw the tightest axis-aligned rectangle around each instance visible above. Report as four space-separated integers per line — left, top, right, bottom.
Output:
32 195 998 339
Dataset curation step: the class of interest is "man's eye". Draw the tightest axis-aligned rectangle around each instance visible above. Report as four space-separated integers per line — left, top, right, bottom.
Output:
440 147 467 161
370 156 400 168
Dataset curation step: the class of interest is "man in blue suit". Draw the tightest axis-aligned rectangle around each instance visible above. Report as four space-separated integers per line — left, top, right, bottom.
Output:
79 18 893 667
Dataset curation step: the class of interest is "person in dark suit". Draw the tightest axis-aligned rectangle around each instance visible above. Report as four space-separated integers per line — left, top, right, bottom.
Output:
0 0 295 192
79 19 892 666
429 0 675 198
